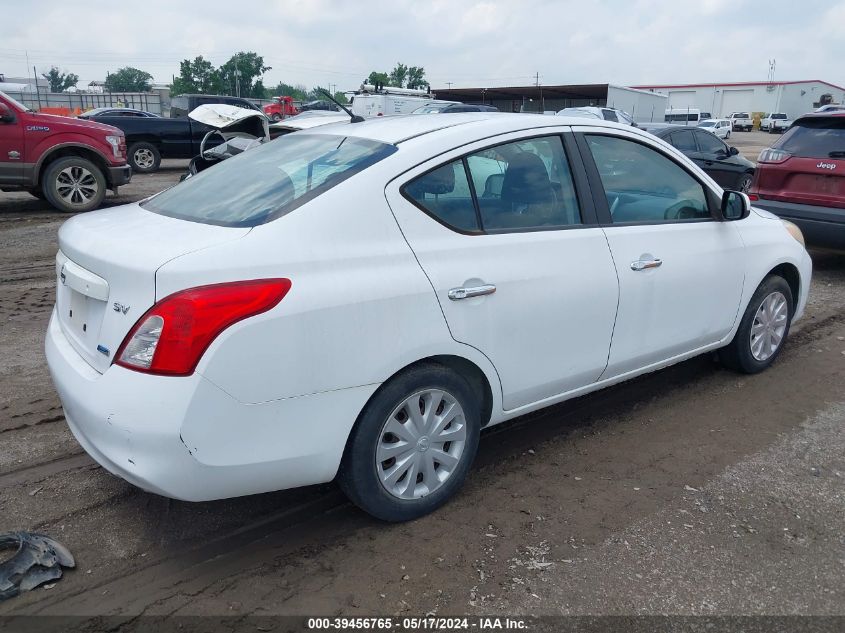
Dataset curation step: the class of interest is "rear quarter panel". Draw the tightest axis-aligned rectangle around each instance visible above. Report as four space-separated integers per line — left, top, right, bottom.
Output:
155 161 504 412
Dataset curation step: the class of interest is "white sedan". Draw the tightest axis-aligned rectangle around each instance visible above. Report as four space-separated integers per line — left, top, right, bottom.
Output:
46 113 811 521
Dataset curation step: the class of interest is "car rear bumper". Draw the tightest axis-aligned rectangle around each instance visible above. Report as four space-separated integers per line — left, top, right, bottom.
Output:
45 309 377 501
752 198 845 250
108 164 132 187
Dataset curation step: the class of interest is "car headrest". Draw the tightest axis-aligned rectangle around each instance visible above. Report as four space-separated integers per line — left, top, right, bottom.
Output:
501 152 552 203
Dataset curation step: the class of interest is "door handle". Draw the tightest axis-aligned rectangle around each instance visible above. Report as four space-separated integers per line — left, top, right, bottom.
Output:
448 284 496 300
630 259 662 271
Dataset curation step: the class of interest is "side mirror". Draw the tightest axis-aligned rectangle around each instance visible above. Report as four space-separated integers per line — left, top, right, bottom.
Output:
720 190 750 221
729 146 739 156
0 103 15 123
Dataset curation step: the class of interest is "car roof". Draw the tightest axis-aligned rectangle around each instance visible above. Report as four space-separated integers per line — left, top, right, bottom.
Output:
793 112 845 124
301 112 638 145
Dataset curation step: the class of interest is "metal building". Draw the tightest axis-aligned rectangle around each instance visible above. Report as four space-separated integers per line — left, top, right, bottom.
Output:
432 83 667 121
630 80 845 119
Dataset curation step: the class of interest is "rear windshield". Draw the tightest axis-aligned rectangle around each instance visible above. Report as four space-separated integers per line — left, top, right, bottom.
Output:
142 134 397 227
771 114 787 120
776 118 845 158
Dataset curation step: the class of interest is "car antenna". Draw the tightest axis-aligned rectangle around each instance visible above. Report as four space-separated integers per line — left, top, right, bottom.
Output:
320 89 364 123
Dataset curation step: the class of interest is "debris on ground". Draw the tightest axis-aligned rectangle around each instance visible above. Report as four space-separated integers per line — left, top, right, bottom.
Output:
0 532 75 601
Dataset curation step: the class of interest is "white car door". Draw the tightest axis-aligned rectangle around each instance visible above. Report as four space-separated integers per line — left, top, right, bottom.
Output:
385 131 619 411
576 129 746 378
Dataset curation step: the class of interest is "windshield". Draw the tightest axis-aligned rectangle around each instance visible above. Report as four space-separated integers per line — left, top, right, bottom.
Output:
772 114 787 120
142 134 397 227
0 90 31 112
776 118 845 158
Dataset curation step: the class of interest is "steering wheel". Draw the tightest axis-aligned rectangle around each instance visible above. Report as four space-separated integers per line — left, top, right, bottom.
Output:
664 199 699 220
200 129 227 160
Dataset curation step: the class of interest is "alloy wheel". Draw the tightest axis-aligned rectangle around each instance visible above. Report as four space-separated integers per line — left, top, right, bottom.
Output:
376 389 467 500
749 291 788 361
56 166 99 206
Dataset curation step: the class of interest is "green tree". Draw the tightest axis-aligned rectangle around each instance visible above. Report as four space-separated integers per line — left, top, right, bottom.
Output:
170 56 221 95
388 63 408 88
308 86 349 105
366 71 389 87
42 67 79 92
250 79 268 99
406 66 427 90
218 52 271 98
105 67 153 92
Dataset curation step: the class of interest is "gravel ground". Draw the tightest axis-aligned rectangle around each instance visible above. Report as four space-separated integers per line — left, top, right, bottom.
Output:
1 132 844 626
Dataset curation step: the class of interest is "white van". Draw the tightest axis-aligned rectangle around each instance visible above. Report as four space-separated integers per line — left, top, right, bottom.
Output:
664 108 712 125
349 85 456 118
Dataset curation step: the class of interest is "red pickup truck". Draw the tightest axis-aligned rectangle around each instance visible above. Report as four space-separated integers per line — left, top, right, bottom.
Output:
0 90 132 212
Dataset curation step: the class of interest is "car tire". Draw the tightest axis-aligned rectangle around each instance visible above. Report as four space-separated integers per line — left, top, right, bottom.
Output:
41 156 107 213
726 131 731 139
127 142 161 173
719 275 793 374
338 363 482 522
271 113 282 121
736 172 753 193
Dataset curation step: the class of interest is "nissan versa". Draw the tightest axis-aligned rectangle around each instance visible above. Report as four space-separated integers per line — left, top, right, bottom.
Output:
46 114 811 521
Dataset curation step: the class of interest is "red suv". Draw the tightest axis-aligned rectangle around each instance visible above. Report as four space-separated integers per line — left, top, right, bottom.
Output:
749 112 844 249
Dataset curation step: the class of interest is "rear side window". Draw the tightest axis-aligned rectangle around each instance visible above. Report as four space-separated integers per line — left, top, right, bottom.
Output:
403 136 582 233
602 109 619 122
669 129 697 151
142 134 397 227
777 118 845 158
169 97 189 118
404 161 480 232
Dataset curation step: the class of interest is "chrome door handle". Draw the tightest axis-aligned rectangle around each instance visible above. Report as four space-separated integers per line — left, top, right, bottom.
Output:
448 284 496 300
631 259 662 271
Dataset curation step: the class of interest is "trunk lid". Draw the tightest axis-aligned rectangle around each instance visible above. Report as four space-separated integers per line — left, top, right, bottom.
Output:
56 203 250 373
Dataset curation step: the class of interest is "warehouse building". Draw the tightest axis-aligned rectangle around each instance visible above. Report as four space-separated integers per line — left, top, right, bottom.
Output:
630 80 845 119
432 83 667 121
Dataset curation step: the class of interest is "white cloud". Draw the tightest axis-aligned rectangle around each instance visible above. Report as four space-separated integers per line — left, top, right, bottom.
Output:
1 0 842 91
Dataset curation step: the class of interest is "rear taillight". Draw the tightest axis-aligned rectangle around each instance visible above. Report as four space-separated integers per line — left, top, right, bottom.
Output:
757 148 791 164
748 194 759 201
115 279 291 376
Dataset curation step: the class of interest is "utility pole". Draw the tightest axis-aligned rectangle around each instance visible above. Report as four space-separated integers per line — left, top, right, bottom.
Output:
535 71 540 87
446 82 453 89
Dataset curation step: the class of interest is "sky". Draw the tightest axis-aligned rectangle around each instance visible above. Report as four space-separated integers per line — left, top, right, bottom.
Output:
2 0 844 92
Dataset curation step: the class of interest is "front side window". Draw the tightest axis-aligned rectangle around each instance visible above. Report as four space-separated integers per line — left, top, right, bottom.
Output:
586 135 711 223
143 134 397 227
695 130 727 154
403 135 582 233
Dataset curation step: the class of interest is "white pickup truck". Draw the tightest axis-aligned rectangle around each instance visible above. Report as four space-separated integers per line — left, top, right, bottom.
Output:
727 112 753 131
761 112 792 133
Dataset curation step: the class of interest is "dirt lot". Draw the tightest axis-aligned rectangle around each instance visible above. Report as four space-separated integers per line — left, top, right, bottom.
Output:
1 131 844 626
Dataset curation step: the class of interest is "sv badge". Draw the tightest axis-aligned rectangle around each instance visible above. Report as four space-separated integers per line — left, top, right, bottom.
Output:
113 302 130 315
